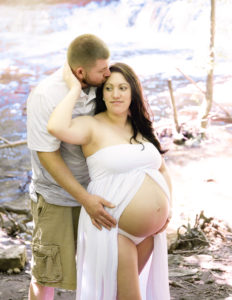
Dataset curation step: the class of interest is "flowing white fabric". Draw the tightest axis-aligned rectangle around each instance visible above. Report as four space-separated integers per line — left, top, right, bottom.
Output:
76 143 170 300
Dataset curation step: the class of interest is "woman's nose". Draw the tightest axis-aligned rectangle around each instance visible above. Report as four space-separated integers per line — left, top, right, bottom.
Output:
112 88 120 98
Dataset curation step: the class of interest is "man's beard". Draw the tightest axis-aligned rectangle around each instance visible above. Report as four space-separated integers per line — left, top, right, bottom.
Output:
82 73 105 88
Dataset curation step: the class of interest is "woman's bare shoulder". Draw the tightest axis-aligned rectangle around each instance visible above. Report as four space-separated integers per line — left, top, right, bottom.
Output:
93 112 107 121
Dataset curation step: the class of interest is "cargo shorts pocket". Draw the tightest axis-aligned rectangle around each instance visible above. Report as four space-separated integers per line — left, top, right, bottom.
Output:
32 243 62 283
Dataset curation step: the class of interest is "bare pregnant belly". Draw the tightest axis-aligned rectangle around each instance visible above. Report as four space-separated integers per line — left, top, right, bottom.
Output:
118 174 169 237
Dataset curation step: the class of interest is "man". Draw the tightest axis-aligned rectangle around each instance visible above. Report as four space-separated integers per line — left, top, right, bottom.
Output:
27 34 117 300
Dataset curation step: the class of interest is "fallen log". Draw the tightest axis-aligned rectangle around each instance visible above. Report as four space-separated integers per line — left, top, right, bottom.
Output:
0 204 31 217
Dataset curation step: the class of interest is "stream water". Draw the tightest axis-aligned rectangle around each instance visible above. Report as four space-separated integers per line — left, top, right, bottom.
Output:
0 0 231 203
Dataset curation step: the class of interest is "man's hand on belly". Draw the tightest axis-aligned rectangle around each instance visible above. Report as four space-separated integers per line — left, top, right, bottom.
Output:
84 194 117 230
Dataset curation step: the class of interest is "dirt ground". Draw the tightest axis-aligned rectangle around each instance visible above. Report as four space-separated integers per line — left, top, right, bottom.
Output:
0 124 232 300
166 123 232 300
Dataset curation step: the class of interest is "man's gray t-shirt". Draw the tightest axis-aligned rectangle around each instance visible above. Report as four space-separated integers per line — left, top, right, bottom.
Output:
27 67 96 206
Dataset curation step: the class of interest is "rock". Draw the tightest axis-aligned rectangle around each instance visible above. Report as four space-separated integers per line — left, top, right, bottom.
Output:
0 244 27 271
169 267 199 278
13 267 21 274
0 228 27 271
167 230 178 249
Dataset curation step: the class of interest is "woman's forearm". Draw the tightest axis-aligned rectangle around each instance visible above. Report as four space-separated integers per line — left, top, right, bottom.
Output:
47 87 80 135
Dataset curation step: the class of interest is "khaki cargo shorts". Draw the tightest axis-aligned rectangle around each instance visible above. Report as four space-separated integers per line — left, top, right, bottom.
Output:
31 194 81 290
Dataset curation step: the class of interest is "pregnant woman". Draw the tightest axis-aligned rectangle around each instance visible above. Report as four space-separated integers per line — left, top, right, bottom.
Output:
48 62 172 300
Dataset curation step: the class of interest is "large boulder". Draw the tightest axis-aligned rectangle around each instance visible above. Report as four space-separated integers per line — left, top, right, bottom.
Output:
0 244 27 271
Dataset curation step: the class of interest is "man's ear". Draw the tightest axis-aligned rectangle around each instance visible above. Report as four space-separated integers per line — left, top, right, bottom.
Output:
74 67 85 80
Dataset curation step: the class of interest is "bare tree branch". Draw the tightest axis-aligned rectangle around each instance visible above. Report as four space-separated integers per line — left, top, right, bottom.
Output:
0 139 27 149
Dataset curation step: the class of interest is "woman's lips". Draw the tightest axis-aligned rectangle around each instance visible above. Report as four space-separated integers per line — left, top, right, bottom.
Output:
111 101 123 104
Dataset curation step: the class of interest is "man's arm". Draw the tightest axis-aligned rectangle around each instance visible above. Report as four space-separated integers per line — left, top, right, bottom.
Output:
37 150 117 230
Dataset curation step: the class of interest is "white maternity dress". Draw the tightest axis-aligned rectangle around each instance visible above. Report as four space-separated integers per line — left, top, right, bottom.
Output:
76 142 171 300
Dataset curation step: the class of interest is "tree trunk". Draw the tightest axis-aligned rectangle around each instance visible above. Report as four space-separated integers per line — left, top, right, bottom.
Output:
168 79 180 133
201 0 215 129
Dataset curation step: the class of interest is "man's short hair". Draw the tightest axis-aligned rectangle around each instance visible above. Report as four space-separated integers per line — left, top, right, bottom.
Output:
67 34 110 70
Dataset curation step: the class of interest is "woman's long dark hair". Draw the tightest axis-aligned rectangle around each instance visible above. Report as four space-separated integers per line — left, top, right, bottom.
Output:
95 62 165 154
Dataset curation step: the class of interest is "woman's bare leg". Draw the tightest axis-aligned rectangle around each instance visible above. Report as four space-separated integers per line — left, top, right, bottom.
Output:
117 234 142 300
137 236 154 274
